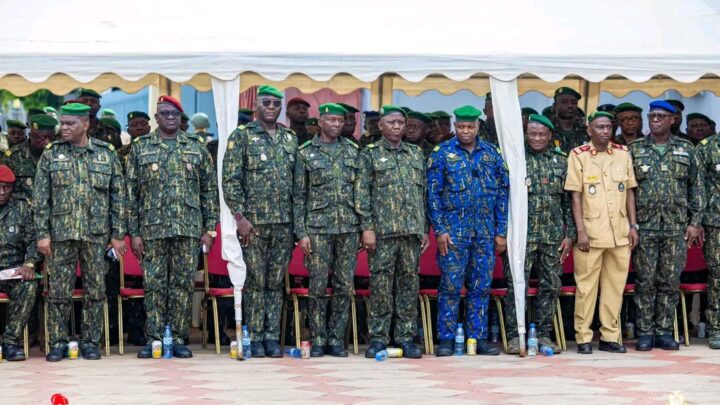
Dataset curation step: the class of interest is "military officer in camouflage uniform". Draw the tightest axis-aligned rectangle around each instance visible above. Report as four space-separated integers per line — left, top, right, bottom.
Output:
356 105 429 359
359 111 381 148
628 100 704 351
431 111 453 145
613 103 644 146
338 103 359 142
687 113 714 146
127 96 218 359
3 115 57 201
76 88 102 139
223 85 297 358
696 131 720 348
404 111 435 159
551 87 587 153
479 92 498 145
293 103 359 357
0 165 40 361
5 120 28 151
427 105 509 356
502 115 574 354
34 103 127 362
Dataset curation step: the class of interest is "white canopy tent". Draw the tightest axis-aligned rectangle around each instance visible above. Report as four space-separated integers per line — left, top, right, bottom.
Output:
3 0 719 351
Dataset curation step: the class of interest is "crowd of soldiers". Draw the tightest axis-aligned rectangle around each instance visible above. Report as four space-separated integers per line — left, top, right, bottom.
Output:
0 83 718 363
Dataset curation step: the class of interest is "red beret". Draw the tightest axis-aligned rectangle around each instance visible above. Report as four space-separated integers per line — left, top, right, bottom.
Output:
157 95 184 112
0 165 16 183
287 97 310 107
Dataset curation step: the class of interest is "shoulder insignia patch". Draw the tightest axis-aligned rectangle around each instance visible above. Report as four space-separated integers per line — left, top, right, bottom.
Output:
552 147 568 157
345 139 359 149
238 125 246 131
4 150 11 157
45 143 53 150
108 144 115 151
367 143 378 149
433 145 440 152
299 140 312 149
701 138 709 145
573 144 591 155
611 142 628 151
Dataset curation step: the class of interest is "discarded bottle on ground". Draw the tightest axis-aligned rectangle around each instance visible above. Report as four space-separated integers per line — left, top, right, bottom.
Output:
527 323 538 357
539 345 554 356
241 325 251 360
375 350 389 361
162 325 173 359
285 348 302 358
455 323 465 356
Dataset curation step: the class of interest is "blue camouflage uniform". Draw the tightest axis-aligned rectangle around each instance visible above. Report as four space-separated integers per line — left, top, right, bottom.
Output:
428 136 509 340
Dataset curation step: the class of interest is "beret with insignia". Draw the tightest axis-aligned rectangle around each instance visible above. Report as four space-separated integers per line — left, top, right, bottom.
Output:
588 111 614 123
30 114 58 131
337 103 359 114
257 85 284 99
60 103 91 116
77 88 102 99
554 87 582 100
318 103 348 116
380 105 406 118
453 105 482 122
6 119 27 129
127 111 150 122
157 95 184 112
528 114 555 131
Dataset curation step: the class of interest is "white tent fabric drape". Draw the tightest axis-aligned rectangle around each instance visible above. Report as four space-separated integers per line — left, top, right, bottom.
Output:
211 77 245 325
490 78 528 347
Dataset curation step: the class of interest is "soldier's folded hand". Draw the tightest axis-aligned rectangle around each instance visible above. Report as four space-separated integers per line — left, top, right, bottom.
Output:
131 236 145 258
685 225 702 247
298 237 312 257
37 238 52 258
237 217 257 247
362 230 376 253
437 233 452 256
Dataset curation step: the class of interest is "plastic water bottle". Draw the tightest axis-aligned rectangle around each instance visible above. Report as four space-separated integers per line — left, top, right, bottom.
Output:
241 326 251 360
162 325 173 359
454 323 465 356
490 312 500 343
285 348 302 358
527 323 538 357
375 350 389 361
539 345 554 356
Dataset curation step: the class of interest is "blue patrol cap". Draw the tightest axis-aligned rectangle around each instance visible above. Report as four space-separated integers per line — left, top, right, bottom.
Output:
649 100 677 114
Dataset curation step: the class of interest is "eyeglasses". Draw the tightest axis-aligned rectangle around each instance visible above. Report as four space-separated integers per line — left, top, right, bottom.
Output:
647 113 672 121
259 99 282 108
158 110 180 118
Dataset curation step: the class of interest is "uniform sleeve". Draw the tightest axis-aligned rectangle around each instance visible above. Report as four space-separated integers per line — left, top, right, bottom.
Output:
32 150 52 240
109 150 127 239
427 150 448 235
221 129 246 217
626 151 638 189
564 152 583 192
22 202 40 264
125 143 140 237
561 163 576 240
355 149 374 231
688 147 705 227
292 152 309 240
494 150 509 238
198 144 219 233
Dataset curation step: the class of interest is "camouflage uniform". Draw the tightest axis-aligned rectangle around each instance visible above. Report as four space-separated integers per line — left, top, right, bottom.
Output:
695 135 720 336
478 120 498 145
33 138 126 349
427 137 509 341
628 136 704 337
126 129 218 343
359 132 381 149
0 198 40 346
356 137 427 344
3 142 42 202
503 147 574 339
552 116 588 153
222 121 297 342
293 136 360 347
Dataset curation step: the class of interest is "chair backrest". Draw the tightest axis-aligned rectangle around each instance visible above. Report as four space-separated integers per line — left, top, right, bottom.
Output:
288 246 309 277
355 249 370 278
121 236 143 277
419 228 441 277
685 245 707 273
492 254 504 280
562 252 574 275
207 224 229 277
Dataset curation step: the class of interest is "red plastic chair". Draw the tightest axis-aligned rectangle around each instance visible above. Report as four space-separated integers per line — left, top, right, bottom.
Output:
200 224 233 354
680 246 708 346
118 236 144 355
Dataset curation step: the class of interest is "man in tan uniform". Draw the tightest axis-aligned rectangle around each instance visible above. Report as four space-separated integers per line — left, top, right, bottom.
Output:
565 111 639 354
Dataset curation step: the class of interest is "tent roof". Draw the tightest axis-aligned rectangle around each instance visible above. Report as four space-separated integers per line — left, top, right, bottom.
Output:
1 0 719 83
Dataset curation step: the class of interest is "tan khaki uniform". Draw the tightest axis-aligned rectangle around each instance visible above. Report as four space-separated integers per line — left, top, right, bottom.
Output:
565 142 637 344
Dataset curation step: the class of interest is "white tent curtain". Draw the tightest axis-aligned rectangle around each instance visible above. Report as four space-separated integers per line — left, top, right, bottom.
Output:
490 78 529 348
211 77 245 325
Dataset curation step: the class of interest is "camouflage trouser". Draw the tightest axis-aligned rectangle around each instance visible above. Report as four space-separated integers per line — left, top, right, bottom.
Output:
0 278 38 346
243 223 293 342
307 233 359 347
504 242 561 339
367 235 420 344
704 226 720 335
437 237 494 340
142 237 197 344
633 232 686 336
47 240 107 348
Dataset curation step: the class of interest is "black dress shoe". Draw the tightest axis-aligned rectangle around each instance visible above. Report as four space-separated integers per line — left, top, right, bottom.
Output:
577 342 593 354
326 345 348 357
172 344 193 358
365 341 386 358
635 335 654 351
655 334 679 351
127 333 147 347
477 340 500 355
137 344 153 358
46 346 67 362
598 340 626 353
250 341 265 358
81 345 102 360
264 340 283 358
310 345 325 357
399 341 422 359
435 340 453 356
4 344 26 361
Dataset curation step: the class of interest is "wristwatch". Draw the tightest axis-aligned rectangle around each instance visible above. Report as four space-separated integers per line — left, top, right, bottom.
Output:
207 230 217 238
630 224 640 231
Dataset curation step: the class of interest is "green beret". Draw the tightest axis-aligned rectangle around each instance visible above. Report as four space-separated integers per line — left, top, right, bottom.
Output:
541 106 554 118
60 102 91 117
432 111 451 119
27 107 46 117
78 88 102 99
521 107 538 116
238 108 254 115
380 105 407 118
29 114 58 131
587 111 614 123
180 112 189 121
306 117 318 125
127 111 150 122
614 102 643 114
43 106 57 115
257 85 284 99
453 105 482 122
687 113 712 125
399 106 412 114
527 114 555 131
554 87 582 100
6 119 27 129
318 103 348 116
101 108 117 118
337 103 359 114
99 117 121 133
407 111 433 124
